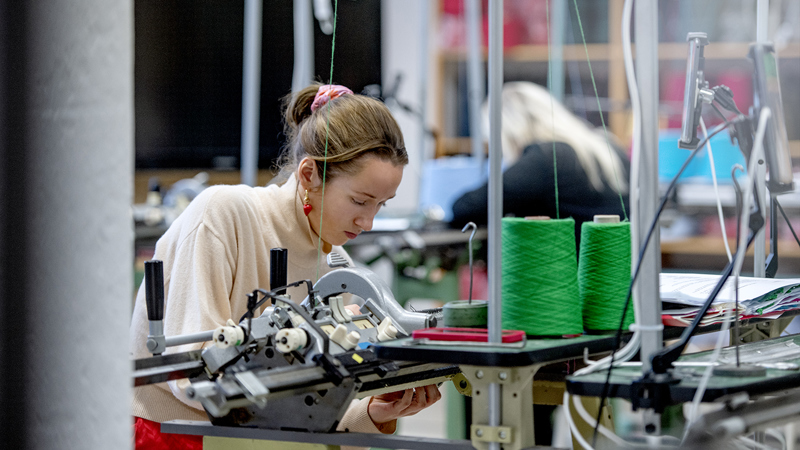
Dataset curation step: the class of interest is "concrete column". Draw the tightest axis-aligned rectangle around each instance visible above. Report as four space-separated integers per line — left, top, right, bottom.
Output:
0 1 133 449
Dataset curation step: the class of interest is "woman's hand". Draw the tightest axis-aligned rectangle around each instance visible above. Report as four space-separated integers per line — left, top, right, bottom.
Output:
368 385 442 433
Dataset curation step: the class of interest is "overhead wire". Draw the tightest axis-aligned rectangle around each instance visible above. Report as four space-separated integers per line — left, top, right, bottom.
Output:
545 0 560 219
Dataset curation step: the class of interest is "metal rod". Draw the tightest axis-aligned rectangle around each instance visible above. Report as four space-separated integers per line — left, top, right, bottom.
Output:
418 1 431 162
487 1 503 448
753 0 769 276
165 331 216 348
757 0 769 42
465 0 485 162
549 0 567 101
241 0 263 187
634 0 662 434
487 0 503 347
462 222 478 304
634 0 662 375
291 0 314 94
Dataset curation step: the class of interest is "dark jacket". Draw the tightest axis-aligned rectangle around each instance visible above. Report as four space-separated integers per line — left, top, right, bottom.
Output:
451 141 630 242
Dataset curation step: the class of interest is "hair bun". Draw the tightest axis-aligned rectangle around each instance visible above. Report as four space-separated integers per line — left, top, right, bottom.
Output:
284 84 320 134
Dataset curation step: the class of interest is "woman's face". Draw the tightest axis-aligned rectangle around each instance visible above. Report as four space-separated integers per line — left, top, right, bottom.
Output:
303 156 403 246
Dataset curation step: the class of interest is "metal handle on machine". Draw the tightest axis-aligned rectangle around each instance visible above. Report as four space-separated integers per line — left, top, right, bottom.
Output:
145 260 167 355
145 260 165 322
270 248 288 295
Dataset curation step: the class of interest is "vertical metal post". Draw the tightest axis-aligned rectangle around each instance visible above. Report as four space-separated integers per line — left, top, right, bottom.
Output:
753 0 769 277
549 0 568 102
487 1 504 448
418 1 431 163
634 0 662 375
292 0 315 94
241 0 263 187
0 1 134 448
487 0 503 348
465 0 485 162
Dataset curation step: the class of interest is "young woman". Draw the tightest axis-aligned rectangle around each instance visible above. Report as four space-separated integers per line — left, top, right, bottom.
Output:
130 83 441 449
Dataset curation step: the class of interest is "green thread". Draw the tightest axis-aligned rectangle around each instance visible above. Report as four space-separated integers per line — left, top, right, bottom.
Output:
545 0 560 219
315 0 339 282
578 221 633 331
501 218 582 336
571 0 628 221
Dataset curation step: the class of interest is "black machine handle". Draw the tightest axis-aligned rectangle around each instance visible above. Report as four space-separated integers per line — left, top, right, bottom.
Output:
270 248 288 295
144 260 165 322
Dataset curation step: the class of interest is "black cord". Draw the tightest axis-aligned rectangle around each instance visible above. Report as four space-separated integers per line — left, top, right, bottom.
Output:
238 280 316 324
590 119 734 447
776 199 800 249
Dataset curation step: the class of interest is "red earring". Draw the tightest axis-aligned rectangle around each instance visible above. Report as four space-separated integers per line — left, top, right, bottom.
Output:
303 190 312 216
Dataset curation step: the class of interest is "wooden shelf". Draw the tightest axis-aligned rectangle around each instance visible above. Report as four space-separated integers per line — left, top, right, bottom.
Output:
662 236 800 276
439 43 612 63
440 42 800 63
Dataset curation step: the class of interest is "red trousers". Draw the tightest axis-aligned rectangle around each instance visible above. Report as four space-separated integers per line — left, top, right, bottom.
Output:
134 417 203 450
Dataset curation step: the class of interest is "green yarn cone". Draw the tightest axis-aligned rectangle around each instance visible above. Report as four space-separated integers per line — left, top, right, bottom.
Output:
579 221 633 331
501 217 582 336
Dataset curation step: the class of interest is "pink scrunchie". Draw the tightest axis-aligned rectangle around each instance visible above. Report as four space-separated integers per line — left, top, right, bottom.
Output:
310 84 354 112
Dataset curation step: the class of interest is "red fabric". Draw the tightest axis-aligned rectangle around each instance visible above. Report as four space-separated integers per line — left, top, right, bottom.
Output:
134 417 203 450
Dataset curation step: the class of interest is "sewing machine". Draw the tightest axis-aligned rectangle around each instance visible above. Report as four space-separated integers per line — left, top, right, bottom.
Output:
133 252 458 434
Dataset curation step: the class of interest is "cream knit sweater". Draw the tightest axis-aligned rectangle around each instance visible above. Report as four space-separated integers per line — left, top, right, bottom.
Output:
130 175 381 435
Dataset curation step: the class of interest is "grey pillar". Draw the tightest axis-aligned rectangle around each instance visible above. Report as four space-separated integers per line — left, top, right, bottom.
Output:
634 0 662 434
465 0 485 162
487 1 504 447
241 0 263 187
292 0 314 94
0 2 133 449
634 0 662 375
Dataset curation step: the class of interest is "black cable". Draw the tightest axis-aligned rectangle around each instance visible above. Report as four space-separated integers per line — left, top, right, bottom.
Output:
776 199 800 249
710 103 729 123
590 119 735 447
238 279 316 324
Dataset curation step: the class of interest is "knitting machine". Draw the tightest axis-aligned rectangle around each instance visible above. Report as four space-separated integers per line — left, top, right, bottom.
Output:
133 251 457 433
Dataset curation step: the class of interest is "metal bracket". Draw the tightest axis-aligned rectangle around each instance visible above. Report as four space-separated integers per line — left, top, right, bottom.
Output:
233 370 269 409
471 425 512 444
461 364 539 450
734 317 793 344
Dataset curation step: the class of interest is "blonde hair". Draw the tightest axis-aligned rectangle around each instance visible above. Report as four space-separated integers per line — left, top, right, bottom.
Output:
484 81 627 193
277 83 408 183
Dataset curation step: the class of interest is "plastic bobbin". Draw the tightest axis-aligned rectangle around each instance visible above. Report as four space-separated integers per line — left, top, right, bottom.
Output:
213 319 245 349
275 328 308 353
377 317 398 342
594 214 620 224
443 300 488 328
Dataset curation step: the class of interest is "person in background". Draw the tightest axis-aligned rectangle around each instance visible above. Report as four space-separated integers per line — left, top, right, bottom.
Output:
130 83 441 450
451 81 630 243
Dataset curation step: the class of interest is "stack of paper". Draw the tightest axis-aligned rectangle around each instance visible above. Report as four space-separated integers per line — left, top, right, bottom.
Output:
659 273 800 327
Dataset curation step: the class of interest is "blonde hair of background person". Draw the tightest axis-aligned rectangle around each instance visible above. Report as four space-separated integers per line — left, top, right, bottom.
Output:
484 81 628 194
